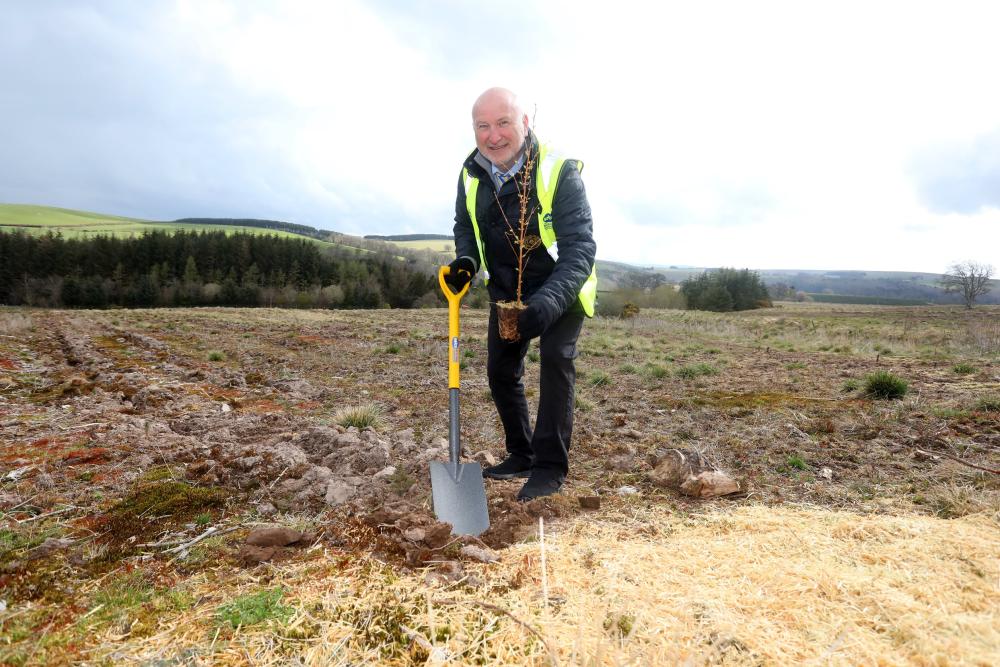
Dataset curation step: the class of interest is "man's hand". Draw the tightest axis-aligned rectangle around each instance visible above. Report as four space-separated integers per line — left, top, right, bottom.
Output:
444 257 475 291
517 303 547 340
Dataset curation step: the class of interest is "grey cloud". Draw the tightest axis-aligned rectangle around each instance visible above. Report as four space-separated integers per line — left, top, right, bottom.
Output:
0 2 439 234
910 128 1000 214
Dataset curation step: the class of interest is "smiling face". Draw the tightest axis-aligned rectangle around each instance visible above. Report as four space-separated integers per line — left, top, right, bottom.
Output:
472 88 529 172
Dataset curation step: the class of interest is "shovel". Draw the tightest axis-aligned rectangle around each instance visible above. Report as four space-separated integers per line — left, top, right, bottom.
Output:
430 265 490 536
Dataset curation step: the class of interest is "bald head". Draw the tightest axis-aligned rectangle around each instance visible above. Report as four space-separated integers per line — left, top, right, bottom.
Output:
471 87 529 170
472 87 523 120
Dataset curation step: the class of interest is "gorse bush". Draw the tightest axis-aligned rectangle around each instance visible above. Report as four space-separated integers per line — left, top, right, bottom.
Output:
863 370 908 399
596 285 685 316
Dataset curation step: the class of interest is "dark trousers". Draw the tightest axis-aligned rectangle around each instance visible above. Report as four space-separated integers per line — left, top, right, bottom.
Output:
487 307 585 476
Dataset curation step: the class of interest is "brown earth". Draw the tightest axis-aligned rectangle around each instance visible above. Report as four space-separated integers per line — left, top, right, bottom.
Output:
0 304 997 662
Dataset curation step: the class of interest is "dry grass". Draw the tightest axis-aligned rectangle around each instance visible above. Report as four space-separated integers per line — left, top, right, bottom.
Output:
0 312 33 336
91 505 999 665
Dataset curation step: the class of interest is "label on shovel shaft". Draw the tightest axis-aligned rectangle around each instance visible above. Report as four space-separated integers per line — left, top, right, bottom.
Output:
451 337 459 362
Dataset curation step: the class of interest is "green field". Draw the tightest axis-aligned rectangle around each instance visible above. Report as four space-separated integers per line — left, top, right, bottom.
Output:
0 204 341 247
806 293 930 306
390 238 454 252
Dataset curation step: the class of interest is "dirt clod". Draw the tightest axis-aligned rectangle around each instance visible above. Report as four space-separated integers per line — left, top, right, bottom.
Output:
245 526 305 547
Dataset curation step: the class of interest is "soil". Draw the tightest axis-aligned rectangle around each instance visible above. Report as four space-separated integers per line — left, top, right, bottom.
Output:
1 304 997 603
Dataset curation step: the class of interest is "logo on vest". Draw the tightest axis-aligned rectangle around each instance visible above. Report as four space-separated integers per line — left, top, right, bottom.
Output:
543 213 553 229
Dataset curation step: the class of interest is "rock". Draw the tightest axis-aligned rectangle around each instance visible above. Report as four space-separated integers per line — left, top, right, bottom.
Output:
648 449 710 488
403 527 426 542
236 455 262 471
373 466 396 481
325 479 357 506
256 502 277 517
678 470 740 498
334 431 363 448
578 495 601 510
221 403 232 413
471 451 498 467
245 526 304 547
460 545 498 563
239 544 276 564
819 467 834 481
617 485 640 496
296 426 340 458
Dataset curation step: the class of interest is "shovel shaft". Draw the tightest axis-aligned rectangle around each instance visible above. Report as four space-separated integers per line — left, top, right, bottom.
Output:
439 266 470 466
438 266 469 390
449 388 460 466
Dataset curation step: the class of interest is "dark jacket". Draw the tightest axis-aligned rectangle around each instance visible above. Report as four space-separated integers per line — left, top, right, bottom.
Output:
453 132 596 328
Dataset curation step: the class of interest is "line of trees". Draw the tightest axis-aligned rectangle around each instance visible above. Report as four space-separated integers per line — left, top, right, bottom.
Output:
681 268 772 312
0 230 441 309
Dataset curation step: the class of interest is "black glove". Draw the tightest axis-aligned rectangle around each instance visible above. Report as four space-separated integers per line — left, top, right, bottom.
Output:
444 257 475 291
517 303 547 340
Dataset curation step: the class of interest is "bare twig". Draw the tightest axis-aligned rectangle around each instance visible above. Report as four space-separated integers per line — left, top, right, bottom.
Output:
163 525 239 555
16 505 76 524
914 448 999 475
434 597 560 667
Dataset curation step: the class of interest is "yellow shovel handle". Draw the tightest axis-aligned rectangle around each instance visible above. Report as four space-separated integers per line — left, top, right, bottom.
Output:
439 266 470 389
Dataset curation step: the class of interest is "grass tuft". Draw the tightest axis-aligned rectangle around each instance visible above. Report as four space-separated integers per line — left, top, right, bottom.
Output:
588 370 611 387
863 370 908 400
334 403 382 429
951 362 975 375
973 395 1000 413
217 588 295 628
676 363 718 379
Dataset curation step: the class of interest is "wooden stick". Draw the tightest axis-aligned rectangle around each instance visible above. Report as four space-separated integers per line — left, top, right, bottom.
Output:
163 525 239 555
16 506 76 524
539 517 549 614
915 448 999 475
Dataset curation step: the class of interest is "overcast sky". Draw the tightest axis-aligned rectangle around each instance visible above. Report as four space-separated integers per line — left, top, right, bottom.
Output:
2 0 999 273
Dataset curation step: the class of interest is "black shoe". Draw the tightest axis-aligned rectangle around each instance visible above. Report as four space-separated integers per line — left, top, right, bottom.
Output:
517 470 565 501
483 455 532 480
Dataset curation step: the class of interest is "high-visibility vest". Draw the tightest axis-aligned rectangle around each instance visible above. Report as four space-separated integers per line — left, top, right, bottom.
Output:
461 143 598 317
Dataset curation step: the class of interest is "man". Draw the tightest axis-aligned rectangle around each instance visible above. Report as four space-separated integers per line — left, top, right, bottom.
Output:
445 87 597 501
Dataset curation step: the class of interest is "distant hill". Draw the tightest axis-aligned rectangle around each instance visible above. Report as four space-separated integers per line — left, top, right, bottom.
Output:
365 234 452 242
176 217 335 240
5 205 996 304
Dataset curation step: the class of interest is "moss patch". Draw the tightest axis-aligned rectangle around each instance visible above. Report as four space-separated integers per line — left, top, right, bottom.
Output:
95 481 226 556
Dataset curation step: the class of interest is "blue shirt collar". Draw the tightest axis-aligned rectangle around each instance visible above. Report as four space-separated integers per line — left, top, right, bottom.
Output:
491 153 525 186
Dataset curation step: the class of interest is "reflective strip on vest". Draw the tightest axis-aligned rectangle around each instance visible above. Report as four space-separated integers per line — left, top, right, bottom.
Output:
463 143 598 317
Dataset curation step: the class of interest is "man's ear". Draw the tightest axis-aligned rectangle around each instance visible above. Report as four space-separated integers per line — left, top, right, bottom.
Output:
521 114 529 132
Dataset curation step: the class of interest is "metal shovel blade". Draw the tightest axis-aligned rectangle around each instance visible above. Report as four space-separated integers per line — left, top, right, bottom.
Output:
430 460 490 536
